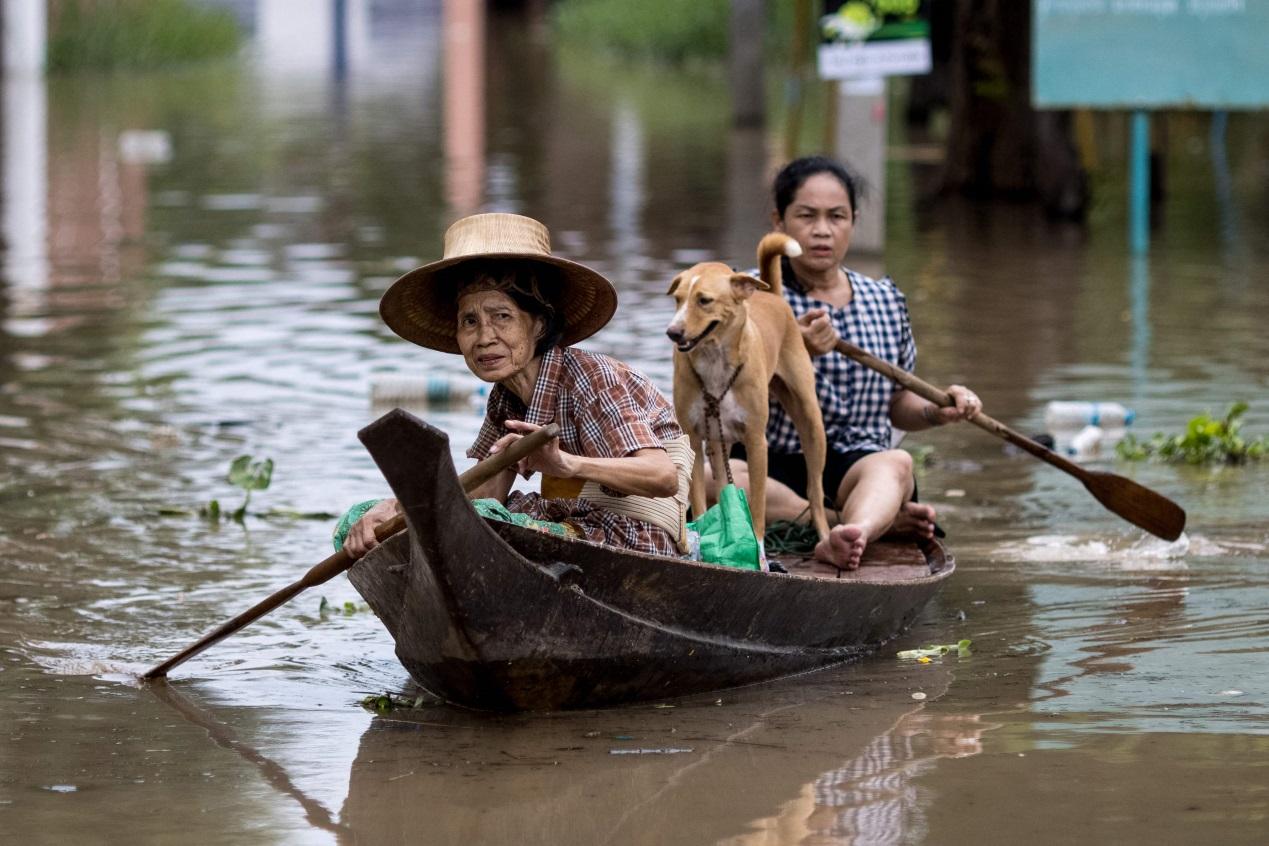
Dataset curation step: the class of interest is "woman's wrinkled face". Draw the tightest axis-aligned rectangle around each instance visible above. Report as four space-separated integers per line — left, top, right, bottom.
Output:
775 172 855 274
456 290 544 383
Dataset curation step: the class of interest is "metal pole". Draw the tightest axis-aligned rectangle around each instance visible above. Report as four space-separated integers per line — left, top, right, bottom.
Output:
1129 110 1150 254
2 0 46 74
332 0 348 81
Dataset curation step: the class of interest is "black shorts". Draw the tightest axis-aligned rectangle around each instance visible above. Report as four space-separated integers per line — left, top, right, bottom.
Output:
728 443 932 526
729 443 877 506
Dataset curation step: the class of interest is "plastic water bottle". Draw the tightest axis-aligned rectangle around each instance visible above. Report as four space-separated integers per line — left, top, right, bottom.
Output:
370 375 490 407
1044 401 1135 432
1067 424 1104 458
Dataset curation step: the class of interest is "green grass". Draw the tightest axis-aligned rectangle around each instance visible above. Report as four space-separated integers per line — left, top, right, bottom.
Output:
48 0 242 73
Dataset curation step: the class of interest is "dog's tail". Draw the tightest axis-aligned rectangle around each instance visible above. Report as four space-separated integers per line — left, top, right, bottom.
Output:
756 232 802 296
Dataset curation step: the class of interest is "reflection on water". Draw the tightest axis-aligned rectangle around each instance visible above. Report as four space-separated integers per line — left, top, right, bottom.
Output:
1 4 1268 844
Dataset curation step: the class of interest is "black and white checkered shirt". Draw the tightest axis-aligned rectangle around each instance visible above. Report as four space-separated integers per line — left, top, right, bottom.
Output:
768 268 916 455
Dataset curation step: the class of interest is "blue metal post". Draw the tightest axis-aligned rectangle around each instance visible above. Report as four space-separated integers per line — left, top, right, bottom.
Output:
1129 110 1150 254
332 0 348 81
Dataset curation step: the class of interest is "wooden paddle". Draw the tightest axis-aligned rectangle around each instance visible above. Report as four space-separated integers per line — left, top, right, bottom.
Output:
143 422 561 680
834 339 1186 542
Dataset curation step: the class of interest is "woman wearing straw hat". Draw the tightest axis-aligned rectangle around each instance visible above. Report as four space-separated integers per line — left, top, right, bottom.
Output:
342 213 692 559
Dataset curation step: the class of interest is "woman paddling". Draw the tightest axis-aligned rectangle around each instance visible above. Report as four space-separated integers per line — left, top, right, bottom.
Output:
732 157 982 569
343 213 691 559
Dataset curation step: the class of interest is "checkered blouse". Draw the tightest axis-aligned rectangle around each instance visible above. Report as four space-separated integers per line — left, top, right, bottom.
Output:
468 346 683 556
767 267 916 455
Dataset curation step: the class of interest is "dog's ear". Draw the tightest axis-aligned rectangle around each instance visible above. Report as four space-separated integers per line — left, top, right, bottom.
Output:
666 273 685 296
730 272 767 299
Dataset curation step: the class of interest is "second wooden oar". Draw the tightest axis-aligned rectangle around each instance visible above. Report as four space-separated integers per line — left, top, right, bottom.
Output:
834 339 1186 542
143 422 561 680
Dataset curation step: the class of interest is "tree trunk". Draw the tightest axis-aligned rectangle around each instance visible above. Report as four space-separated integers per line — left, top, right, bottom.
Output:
940 0 1087 219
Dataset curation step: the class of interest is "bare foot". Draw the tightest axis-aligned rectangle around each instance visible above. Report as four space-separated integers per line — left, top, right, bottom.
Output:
888 501 936 539
815 524 867 570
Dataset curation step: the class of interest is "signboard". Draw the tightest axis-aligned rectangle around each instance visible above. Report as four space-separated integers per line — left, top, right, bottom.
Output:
817 1 931 80
1034 0 1269 109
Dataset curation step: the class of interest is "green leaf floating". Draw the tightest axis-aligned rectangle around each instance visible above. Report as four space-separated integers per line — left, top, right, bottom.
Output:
226 455 274 522
228 455 274 491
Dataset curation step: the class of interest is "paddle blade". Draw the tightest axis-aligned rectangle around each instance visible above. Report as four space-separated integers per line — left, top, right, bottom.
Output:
1083 471 1187 541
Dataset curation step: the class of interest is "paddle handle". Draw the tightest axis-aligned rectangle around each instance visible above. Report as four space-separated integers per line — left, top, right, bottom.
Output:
143 422 560 680
833 340 1089 481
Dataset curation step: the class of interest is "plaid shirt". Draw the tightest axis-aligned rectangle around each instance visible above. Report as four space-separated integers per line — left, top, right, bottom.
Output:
468 346 683 556
767 267 916 455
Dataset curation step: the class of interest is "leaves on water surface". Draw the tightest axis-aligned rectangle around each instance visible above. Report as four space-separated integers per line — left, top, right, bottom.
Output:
360 692 429 712
224 455 274 522
158 506 195 516
199 499 221 522
318 596 370 617
1117 402 1266 464
260 507 339 520
160 455 330 524
228 455 274 491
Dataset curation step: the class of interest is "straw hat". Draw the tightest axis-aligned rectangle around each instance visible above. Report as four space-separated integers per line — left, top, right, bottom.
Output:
380 213 618 354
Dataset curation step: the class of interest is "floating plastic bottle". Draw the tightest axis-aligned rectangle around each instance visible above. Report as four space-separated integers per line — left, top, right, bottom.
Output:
1044 401 1135 432
1067 424 1104 458
370 375 490 408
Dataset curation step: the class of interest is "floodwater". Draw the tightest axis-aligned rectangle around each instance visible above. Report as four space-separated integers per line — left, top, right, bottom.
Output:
2 6 1267 845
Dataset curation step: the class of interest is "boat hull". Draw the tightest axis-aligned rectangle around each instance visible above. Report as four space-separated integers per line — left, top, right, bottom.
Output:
349 409 954 711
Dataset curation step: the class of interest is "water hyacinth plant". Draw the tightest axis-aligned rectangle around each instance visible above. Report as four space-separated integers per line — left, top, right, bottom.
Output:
1116 402 1267 465
199 455 273 523
226 454 274 521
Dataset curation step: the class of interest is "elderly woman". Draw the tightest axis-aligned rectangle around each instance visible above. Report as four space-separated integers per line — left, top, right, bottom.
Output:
343 213 691 559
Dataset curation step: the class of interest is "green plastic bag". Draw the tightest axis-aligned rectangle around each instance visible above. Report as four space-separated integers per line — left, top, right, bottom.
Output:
469 498 576 538
332 497 576 552
687 484 760 570
332 498 384 551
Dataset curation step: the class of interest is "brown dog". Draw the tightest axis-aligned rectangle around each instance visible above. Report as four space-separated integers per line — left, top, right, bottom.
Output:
665 233 831 553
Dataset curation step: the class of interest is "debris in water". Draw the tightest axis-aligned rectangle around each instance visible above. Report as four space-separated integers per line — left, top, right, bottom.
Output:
360 692 428 712
897 640 972 660
911 692 927 701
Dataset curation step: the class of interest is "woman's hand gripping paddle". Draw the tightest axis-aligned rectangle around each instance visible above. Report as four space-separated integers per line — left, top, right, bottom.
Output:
142 423 561 680
835 340 1186 542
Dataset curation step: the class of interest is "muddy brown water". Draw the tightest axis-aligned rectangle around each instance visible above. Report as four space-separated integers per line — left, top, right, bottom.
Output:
2 9 1267 845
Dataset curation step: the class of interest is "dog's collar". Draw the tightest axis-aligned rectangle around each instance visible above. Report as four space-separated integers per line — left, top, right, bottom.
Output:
675 320 720 353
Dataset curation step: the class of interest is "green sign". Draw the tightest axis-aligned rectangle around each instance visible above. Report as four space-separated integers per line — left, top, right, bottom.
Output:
1034 0 1269 109
818 1 931 80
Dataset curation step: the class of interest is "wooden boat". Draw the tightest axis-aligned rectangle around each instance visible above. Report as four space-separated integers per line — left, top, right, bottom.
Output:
348 409 954 711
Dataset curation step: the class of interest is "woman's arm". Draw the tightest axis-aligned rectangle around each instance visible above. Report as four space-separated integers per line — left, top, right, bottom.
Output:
567 448 677 497
467 466 516 502
494 420 677 497
889 385 982 431
342 497 401 558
